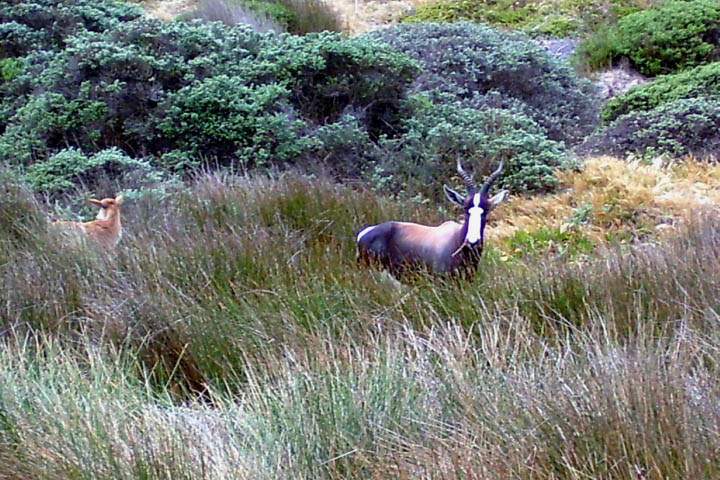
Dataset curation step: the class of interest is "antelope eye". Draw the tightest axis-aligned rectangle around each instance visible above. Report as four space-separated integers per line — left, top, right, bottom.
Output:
101 205 108 209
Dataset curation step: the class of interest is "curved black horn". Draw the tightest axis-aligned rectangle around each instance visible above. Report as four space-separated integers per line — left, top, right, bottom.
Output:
456 159 476 191
479 161 504 198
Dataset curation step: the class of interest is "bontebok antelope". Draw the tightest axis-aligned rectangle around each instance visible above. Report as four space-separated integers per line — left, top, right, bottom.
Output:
53 195 124 249
357 161 508 278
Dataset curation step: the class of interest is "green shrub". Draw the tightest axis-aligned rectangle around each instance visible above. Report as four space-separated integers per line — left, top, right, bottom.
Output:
603 62 720 122
573 24 619 71
0 92 108 166
0 57 22 81
379 95 570 197
367 23 599 146
582 97 720 158
0 0 143 57
577 0 720 75
307 115 378 178
257 33 418 131
24 147 165 194
0 14 417 171
157 77 311 167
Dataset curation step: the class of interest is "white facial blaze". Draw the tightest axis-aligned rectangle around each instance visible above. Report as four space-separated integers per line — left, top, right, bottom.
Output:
466 193 484 244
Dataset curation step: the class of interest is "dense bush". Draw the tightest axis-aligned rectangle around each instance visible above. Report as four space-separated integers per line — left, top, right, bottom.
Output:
157 77 311 167
577 0 720 75
0 0 142 58
307 114 378 178
379 95 569 196
367 23 599 146
603 62 720 122
24 147 166 194
582 97 720 158
0 13 417 169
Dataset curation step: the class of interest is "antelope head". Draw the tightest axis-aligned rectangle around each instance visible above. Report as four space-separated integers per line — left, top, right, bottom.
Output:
443 160 509 256
88 195 124 220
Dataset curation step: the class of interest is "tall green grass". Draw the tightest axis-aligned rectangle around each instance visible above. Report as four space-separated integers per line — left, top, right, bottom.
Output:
2 172 720 478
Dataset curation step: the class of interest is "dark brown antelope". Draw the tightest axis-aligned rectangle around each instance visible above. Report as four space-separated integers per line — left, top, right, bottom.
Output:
52 195 124 249
357 161 508 279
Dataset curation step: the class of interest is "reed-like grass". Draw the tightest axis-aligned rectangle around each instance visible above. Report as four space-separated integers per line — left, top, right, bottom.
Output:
1 170 720 478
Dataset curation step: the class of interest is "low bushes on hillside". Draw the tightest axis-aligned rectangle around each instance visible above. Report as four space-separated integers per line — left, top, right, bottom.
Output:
379 95 569 196
1 3 600 198
582 97 720 158
367 22 599 146
576 0 720 74
602 62 720 122
0 0 142 57
0 14 417 168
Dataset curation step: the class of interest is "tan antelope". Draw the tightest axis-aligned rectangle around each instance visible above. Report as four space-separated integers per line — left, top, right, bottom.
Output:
52 195 124 249
357 161 508 279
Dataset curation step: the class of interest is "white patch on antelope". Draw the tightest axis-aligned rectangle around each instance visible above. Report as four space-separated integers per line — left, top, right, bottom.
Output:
466 192 484 244
356 225 376 242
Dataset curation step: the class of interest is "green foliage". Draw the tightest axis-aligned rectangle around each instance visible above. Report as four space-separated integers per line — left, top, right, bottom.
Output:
24 147 165 194
255 32 418 129
241 0 295 28
0 0 143 57
1 3 595 197
603 62 720 122
577 0 720 75
261 0 343 35
367 23 599 146
573 24 619 71
157 77 311 167
380 95 570 196
582 97 720 158
308 115 377 178
0 11 416 179
0 92 109 166
0 57 22 81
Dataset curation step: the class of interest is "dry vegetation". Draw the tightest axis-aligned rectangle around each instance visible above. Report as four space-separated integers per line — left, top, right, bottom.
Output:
491 156 720 249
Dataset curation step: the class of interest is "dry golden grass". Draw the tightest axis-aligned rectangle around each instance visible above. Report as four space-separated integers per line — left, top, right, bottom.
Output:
488 156 720 250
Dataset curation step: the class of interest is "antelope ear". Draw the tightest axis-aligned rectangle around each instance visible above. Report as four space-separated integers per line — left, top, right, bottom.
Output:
87 199 102 206
115 195 124 206
488 189 509 212
443 185 464 206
